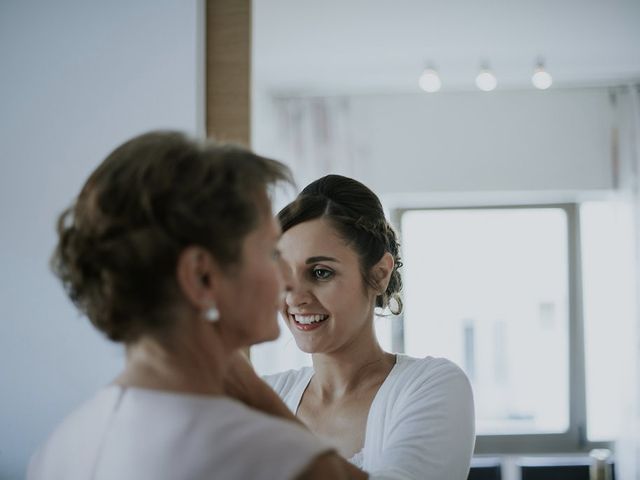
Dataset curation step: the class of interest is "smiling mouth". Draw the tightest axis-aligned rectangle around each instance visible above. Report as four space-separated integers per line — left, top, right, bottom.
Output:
291 314 329 326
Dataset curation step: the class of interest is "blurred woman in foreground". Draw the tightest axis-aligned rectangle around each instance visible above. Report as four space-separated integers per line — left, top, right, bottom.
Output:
28 132 366 480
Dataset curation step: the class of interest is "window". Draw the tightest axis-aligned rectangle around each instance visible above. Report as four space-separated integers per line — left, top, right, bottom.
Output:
401 207 570 437
397 203 628 452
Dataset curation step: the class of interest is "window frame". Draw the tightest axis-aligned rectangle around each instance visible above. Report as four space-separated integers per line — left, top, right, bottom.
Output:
391 202 612 454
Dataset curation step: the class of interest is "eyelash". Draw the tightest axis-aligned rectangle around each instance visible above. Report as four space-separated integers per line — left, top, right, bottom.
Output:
311 267 334 281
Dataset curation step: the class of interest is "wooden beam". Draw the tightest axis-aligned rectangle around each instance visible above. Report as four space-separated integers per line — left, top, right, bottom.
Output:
205 0 251 146
205 0 252 360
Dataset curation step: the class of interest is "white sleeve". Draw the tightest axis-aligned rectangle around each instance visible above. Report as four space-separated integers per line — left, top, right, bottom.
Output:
262 370 294 396
263 368 314 414
370 360 475 480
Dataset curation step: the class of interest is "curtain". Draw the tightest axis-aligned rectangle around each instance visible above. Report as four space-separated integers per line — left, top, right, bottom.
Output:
274 95 358 189
614 83 640 480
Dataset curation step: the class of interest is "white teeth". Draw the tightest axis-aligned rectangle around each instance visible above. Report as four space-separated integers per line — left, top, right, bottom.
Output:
294 314 328 325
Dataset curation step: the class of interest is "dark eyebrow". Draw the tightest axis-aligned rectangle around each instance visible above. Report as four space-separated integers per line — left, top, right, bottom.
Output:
305 256 340 264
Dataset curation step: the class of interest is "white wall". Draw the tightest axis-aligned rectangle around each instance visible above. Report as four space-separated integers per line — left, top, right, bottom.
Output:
252 88 616 200
0 1 202 477
350 89 615 195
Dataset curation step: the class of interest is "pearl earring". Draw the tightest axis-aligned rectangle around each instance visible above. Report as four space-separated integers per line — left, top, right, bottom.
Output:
204 305 220 322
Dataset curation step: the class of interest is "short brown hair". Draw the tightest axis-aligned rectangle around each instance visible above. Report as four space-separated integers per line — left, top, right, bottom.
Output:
52 130 291 342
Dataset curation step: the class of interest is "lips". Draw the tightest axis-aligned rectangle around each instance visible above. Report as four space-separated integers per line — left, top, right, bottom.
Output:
291 313 329 331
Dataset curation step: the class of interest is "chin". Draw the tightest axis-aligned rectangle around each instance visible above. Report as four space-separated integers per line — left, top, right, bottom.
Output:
293 338 318 354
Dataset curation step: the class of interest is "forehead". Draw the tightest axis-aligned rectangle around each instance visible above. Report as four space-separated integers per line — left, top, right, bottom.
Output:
279 217 354 259
255 211 281 239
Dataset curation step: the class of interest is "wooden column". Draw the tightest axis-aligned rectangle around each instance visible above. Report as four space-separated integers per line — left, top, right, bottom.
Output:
206 0 252 359
205 0 251 146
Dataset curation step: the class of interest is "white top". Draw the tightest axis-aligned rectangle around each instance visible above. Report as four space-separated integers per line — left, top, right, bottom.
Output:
265 355 476 480
28 385 331 480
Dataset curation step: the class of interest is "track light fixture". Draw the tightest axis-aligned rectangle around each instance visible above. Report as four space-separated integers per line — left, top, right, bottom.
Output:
475 62 497 92
532 58 553 90
419 65 442 93
418 58 553 92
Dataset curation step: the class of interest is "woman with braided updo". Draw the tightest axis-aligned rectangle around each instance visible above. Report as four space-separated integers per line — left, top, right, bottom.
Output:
264 175 476 480
28 133 369 480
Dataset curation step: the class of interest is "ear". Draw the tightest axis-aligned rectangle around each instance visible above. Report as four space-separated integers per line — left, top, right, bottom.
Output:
176 245 220 311
372 252 394 294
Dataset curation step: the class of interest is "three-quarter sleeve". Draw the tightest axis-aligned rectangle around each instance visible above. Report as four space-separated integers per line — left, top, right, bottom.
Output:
367 359 475 480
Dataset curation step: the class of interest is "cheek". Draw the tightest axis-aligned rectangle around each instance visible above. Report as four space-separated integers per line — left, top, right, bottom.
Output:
322 277 367 306
323 281 372 321
249 264 282 318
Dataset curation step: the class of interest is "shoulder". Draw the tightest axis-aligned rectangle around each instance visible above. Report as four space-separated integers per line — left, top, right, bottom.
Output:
387 355 473 407
37 387 120 448
396 354 469 385
263 366 314 397
203 398 316 446
31 387 331 480
28 387 130 479
125 393 329 470
180 398 333 479
366 357 475 476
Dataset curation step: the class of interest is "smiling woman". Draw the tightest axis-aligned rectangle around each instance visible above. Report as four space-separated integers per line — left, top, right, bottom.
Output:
263 174 476 480
279 217 388 353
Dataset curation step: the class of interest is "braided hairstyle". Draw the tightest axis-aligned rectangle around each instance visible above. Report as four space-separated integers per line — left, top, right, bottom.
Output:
278 174 403 314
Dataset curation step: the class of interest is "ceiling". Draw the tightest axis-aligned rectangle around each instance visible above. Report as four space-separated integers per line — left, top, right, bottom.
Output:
253 0 640 95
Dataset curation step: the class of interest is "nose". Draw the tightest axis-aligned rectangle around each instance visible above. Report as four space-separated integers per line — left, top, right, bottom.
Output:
285 286 313 309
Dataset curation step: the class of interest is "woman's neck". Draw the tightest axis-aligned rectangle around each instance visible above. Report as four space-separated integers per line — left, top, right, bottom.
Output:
115 325 230 396
310 330 395 400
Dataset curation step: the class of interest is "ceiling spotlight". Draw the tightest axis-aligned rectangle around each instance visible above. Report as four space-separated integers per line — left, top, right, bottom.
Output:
419 66 441 93
475 63 497 91
532 59 553 90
